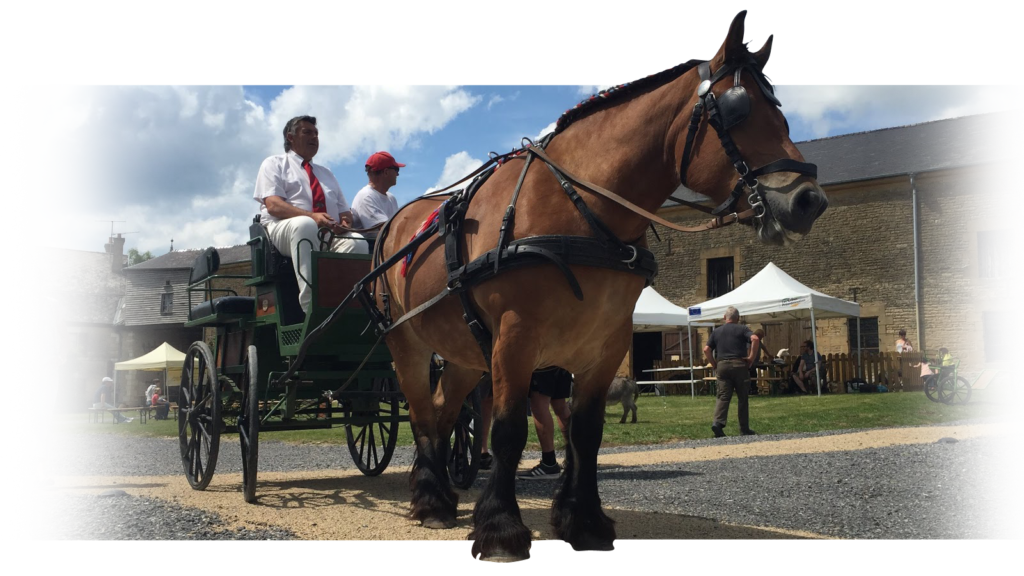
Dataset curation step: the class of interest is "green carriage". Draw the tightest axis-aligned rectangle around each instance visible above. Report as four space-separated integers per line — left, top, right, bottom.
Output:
178 218 481 503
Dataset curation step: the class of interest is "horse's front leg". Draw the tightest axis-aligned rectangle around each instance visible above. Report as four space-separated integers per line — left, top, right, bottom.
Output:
551 363 620 550
470 343 533 562
388 331 458 528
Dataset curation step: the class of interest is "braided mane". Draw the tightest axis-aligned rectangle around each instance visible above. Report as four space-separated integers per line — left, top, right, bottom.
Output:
554 59 704 135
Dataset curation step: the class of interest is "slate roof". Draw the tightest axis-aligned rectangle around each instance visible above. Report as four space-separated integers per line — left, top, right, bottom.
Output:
795 113 1002 186
127 245 252 271
664 112 1004 207
47 248 126 325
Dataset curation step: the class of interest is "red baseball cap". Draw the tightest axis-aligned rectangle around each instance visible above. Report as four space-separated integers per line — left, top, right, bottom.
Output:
365 151 406 171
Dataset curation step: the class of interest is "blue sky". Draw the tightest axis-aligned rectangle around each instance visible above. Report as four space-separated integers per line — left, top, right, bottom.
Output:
8 81 1024 254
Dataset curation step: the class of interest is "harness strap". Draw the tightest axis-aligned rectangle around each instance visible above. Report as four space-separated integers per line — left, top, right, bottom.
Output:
524 147 754 231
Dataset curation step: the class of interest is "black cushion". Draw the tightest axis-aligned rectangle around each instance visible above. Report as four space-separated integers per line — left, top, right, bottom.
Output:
188 296 255 321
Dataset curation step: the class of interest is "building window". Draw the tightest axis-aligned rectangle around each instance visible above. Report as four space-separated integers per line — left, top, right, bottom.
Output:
983 309 1015 358
706 257 734 298
978 230 1010 278
160 293 173 315
847 317 879 355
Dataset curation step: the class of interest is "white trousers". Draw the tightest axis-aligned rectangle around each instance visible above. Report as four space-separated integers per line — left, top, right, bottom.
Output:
265 216 368 312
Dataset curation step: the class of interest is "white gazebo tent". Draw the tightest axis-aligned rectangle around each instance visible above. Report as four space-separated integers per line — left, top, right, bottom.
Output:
686 262 861 396
114 342 187 405
633 286 714 397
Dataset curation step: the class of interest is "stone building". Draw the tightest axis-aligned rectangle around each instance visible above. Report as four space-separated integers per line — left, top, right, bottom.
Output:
645 113 1010 375
117 245 251 403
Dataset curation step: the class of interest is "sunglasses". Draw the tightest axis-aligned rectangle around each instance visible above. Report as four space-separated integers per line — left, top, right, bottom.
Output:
388 167 400 174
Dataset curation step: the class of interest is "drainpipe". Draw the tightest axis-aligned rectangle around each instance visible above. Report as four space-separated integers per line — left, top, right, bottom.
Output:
911 173 924 352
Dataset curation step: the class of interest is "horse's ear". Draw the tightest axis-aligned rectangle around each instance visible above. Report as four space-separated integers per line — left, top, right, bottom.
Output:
752 34 773 69
716 9 749 69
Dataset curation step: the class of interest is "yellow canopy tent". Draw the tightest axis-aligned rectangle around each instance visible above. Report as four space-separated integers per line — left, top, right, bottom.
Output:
114 342 186 405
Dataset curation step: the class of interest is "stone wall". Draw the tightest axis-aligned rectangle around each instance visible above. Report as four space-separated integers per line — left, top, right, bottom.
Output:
647 168 992 373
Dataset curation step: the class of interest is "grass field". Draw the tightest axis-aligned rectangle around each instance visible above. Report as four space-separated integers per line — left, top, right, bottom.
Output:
71 388 999 452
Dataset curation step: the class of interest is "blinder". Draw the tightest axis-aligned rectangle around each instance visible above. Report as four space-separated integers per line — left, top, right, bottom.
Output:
675 57 816 224
717 84 750 130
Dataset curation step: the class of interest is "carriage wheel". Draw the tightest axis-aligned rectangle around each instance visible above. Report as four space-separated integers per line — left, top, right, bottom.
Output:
344 378 400 476
448 385 482 490
178 341 222 490
239 346 260 503
939 375 972 405
924 375 941 403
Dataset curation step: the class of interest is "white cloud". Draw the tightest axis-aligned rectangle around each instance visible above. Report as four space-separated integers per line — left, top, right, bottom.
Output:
937 85 1024 119
777 85 1016 140
426 152 485 193
58 85 481 253
535 121 558 141
577 85 612 97
487 95 504 109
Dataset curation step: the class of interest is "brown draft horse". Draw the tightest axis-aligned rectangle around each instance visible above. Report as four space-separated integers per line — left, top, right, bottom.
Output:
374 11 827 561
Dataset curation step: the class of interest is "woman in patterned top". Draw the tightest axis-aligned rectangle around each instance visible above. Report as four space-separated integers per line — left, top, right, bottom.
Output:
4 262 69 485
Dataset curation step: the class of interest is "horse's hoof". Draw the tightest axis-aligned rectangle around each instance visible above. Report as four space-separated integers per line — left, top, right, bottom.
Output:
421 516 457 529
476 547 530 562
569 535 615 552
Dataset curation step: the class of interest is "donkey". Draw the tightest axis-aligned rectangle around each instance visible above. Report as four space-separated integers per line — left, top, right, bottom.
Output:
606 376 639 424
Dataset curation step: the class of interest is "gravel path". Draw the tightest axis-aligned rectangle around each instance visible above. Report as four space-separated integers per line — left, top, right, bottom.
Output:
43 419 1010 541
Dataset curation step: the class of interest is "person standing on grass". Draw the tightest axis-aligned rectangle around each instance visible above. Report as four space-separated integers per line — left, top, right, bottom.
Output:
704 307 759 438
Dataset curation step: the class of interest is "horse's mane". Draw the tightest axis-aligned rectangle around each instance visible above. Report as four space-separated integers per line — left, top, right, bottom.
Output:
553 59 704 135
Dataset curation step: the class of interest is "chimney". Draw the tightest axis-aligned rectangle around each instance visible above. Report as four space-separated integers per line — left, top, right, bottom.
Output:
104 233 126 273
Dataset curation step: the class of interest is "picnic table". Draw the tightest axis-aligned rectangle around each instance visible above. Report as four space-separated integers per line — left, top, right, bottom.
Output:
640 366 715 398
753 363 789 395
88 403 179 424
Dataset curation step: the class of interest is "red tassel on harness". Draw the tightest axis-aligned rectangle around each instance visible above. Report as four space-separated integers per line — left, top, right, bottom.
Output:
400 207 441 277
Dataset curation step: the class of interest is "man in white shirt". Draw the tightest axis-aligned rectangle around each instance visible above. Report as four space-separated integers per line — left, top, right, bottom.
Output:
350 151 404 237
253 116 368 312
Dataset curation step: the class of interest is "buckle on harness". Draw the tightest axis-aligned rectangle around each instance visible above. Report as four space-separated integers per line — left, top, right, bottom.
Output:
622 245 638 269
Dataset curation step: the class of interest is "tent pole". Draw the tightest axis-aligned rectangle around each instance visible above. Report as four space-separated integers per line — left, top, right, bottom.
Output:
688 325 694 399
857 319 862 380
810 308 821 396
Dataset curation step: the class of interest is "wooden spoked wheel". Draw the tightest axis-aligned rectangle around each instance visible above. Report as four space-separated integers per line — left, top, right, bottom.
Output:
939 375 972 405
344 378 400 476
178 341 222 490
239 345 260 503
448 385 482 490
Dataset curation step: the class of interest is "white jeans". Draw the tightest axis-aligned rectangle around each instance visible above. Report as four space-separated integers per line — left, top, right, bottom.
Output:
265 216 368 312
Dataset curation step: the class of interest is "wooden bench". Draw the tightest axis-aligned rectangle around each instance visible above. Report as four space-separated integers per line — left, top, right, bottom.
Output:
145 401 179 420
88 406 150 424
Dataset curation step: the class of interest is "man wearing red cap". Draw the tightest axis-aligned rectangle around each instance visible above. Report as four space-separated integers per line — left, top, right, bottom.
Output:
351 151 404 237
253 116 368 313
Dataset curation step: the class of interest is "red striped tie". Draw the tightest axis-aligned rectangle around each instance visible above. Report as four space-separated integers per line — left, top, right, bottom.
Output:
302 161 327 213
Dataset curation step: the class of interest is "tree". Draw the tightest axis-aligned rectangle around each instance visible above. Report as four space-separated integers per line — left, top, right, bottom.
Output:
127 248 154 266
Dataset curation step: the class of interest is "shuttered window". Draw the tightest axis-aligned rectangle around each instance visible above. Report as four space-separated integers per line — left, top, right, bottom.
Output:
706 257 734 298
847 317 879 355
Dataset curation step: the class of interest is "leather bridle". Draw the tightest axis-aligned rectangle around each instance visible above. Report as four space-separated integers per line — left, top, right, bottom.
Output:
671 57 818 228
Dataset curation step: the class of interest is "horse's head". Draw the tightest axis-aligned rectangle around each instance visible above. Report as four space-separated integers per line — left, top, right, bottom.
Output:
677 11 827 246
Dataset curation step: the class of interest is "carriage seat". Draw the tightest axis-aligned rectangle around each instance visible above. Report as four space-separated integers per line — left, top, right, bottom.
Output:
248 215 294 281
186 247 255 322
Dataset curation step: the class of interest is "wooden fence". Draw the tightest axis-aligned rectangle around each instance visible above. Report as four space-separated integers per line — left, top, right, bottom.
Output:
652 351 926 394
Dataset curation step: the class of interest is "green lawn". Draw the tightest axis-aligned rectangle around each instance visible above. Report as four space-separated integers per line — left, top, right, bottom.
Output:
70 388 999 452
